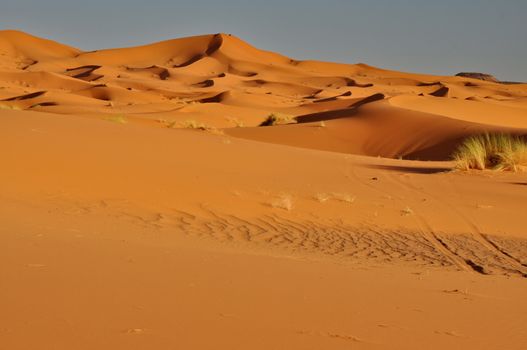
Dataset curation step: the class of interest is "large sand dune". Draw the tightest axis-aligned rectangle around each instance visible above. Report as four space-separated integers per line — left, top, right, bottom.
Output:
1 30 527 349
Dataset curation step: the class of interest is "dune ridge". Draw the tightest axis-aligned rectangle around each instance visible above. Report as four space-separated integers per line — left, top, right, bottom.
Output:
1 29 525 161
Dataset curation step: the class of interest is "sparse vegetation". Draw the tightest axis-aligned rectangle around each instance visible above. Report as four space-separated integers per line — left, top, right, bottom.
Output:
225 116 244 127
105 115 128 124
453 133 527 172
166 120 178 128
180 119 206 129
314 193 331 203
271 194 293 211
0 104 21 110
314 192 355 203
401 207 414 216
259 113 297 126
168 119 224 135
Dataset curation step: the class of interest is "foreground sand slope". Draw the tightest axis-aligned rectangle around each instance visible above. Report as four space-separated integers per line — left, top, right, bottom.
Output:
2 199 527 350
1 110 527 349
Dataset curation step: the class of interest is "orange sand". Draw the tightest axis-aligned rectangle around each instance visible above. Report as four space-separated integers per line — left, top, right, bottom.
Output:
1 30 527 349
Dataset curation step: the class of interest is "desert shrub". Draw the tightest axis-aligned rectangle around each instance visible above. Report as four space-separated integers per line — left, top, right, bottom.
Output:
168 119 224 135
453 133 527 171
180 120 205 129
259 113 297 126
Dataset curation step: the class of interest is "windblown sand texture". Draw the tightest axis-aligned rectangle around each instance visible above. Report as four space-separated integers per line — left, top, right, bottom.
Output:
1 30 527 349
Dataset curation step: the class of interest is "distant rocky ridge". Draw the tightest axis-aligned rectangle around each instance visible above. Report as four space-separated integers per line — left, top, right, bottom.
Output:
456 72 522 85
456 72 499 82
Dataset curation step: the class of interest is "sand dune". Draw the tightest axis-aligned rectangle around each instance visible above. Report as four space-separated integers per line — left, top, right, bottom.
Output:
228 99 527 160
1 30 527 349
1 29 526 134
0 30 79 67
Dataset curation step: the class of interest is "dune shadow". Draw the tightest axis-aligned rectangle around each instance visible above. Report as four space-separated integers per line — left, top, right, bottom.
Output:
296 93 384 123
365 164 452 174
3 91 46 101
429 86 449 97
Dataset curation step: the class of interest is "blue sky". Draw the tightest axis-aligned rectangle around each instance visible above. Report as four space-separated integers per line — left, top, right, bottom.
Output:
2 0 526 81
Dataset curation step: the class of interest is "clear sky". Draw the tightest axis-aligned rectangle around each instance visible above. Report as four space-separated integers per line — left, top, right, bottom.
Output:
2 0 526 81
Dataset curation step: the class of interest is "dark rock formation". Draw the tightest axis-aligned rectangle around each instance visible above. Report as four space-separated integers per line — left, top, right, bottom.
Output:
455 72 499 83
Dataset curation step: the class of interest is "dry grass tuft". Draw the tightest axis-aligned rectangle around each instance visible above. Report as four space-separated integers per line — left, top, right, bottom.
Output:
168 120 224 135
453 133 527 172
260 113 297 126
105 115 127 124
401 207 414 216
180 120 206 129
313 193 331 203
314 192 355 203
0 103 22 110
225 116 244 127
271 194 294 211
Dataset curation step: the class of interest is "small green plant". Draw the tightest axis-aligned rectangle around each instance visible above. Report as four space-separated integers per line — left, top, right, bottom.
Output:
259 113 297 126
453 133 527 172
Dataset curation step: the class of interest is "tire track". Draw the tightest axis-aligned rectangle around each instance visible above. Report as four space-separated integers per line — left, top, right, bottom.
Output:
348 165 474 273
171 207 451 267
387 171 527 277
48 191 527 276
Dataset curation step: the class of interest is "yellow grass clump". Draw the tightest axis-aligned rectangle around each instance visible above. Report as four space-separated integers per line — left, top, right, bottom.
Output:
271 194 293 211
259 113 297 126
225 116 244 127
314 192 355 203
453 134 527 172
105 115 128 124
168 120 224 135
0 103 22 110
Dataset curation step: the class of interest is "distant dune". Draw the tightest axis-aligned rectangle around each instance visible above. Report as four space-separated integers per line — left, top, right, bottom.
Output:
1 30 526 160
